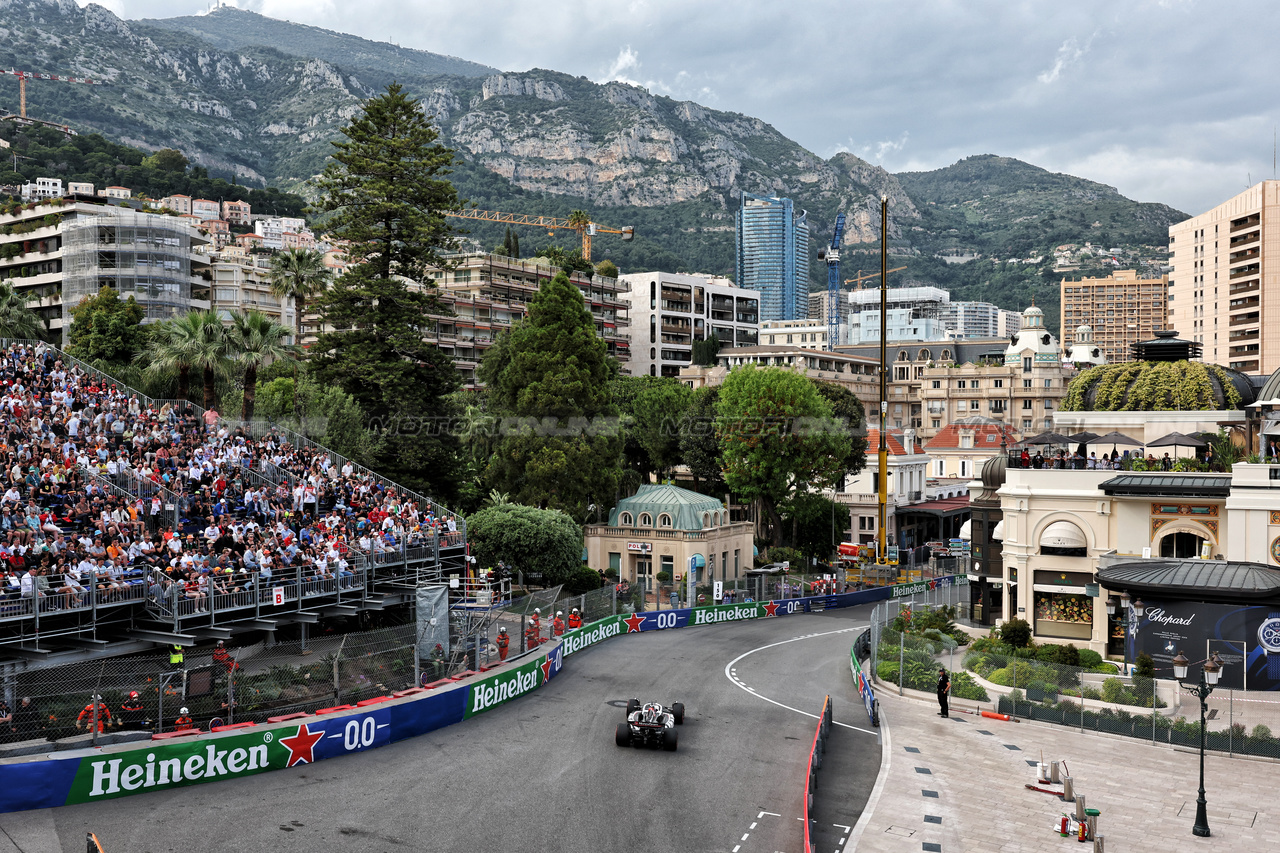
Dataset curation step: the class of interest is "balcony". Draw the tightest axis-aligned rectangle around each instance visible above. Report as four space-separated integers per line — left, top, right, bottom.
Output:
1230 215 1261 232
1229 312 1260 326
1230 264 1261 280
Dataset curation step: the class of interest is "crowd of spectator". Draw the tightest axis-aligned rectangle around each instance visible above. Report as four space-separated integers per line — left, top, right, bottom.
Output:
0 342 460 619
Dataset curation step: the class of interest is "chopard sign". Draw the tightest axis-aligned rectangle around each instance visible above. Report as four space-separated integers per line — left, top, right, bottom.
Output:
1145 607 1194 627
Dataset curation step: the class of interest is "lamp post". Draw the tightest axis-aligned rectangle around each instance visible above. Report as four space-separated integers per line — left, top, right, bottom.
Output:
1173 650 1225 838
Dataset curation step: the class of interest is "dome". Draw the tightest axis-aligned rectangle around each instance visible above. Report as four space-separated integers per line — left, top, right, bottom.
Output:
609 483 725 530
980 452 1007 489
1022 305 1045 326
1061 360 1254 412
1040 521 1086 550
1075 324 1093 338
1005 306 1060 366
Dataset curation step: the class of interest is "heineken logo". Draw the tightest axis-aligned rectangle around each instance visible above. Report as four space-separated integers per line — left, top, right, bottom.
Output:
561 618 621 656
87 741 271 797
469 664 543 716
692 605 761 626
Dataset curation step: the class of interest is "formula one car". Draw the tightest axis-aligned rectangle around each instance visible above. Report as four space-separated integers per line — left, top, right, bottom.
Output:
616 698 685 751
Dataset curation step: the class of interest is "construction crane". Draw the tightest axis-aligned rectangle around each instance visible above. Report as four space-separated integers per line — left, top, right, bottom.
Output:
817 213 845 352
845 266 906 288
1 69 101 119
444 208 634 263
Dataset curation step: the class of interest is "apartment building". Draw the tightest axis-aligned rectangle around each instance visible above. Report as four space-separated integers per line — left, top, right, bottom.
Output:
201 245 295 331
1167 180 1280 374
0 199 211 337
20 177 63 200
221 199 251 227
679 345 880 410
255 216 309 250
617 271 759 378
922 419 1019 480
736 193 810 323
1060 270 1168 364
161 194 192 215
759 318 829 350
425 253 631 387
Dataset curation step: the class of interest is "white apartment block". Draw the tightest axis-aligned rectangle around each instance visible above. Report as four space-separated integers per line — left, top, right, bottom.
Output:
255 216 310 250
760 318 833 350
1167 180 1280 375
618 271 760 378
20 178 63 200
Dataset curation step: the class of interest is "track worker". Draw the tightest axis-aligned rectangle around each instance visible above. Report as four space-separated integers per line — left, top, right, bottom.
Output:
567 608 583 630
76 695 113 733
496 627 510 661
936 668 951 718
525 622 541 650
174 707 194 731
552 611 565 637
118 691 145 730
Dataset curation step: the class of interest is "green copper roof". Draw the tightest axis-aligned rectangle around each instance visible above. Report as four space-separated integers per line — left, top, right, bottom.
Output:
609 483 726 530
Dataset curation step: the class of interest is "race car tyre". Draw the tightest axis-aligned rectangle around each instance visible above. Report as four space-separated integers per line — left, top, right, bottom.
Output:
616 723 632 747
626 698 640 715
662 727 678 752
671 702 685 725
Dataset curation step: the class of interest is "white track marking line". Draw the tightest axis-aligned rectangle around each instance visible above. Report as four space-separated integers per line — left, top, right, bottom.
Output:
724 626 878 736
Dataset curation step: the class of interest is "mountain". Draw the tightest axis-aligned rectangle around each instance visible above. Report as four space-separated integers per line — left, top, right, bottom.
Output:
0 1 1186 326
139 7 497 80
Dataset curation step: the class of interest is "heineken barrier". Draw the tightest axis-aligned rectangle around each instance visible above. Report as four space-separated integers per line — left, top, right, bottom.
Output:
890 575 969 599
0 577 961 813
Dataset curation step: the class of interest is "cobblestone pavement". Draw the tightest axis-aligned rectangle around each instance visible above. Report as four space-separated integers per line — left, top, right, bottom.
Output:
848 688 1277 852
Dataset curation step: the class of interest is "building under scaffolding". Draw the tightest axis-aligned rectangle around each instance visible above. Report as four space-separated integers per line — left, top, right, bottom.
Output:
60 208 211 340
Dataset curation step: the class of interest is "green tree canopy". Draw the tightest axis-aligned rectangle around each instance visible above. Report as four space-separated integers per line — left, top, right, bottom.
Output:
781 492 847 563
479 271 622 520
812 381 869 480
612 375 694 481
143 148 189 173
466 504 583 587
227 309 294 421
691 333 722 367
308 83 464 499
715 366 851 545
679 385 725 493
65 287 149 366
0 282 45 341
531 244 594 276
594 258 619 279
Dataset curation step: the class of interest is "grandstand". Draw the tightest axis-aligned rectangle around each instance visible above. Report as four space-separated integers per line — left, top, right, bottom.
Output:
0 339 468 668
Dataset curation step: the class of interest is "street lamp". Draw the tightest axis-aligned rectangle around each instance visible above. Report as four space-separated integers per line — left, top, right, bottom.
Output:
1172 650 1225 838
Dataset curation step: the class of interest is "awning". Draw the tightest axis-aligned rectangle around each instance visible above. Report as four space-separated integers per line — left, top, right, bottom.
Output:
1097 559 1280 605
1040 521 1086 549
897 496 970 517
958 520 972 541
1100 474 1231 498
991 520 1005 541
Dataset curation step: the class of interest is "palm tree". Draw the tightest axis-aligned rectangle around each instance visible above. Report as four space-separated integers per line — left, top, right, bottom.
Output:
139 311 205 404
268 248 331 347
0 282 45 341
228 309 294 422
189 310 230 412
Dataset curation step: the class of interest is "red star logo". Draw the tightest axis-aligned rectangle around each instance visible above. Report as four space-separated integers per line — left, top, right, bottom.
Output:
539 651 557 682
624 613 646 633
762 600 780 616
280 723 323 767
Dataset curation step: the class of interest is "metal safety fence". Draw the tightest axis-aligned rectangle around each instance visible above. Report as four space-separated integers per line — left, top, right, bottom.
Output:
867 594 1280 760
0 625 417 749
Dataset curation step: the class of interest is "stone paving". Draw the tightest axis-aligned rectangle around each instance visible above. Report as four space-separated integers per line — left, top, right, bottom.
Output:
849 687 1278 852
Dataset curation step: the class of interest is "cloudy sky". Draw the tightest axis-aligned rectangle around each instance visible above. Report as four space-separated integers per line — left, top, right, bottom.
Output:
84 0 1278 215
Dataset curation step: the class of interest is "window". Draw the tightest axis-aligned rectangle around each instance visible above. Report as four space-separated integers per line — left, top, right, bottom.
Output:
1023 356 1032 372
959 460 972 478
661 555 674 576
987 433 997 442
931 419 941 429
970 401 980 410
933 459 945 476
639 513 652 527
703 512 711 528
620 512 633 526
957 380 967 389
1022 399 1032 410
941 350 952 361
658 514 672 528
787 334 793 343
994 379 1004 388
931 379 941 389
1022 418 1032 431
960 435 974 448
650 314 656 344
650 281 656 310
650 347 656 360
609 552 621 573
1044 379 1053 388
1023 379 1032 388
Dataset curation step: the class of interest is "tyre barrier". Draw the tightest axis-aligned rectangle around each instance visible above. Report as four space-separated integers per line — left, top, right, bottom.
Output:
0 579 959 813
803 695 834 853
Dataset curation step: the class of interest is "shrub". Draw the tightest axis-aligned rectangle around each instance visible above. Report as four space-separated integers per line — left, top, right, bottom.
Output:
1081 686 1103 701
876 661 901 683
1101 677 1130 705
998 618 1032 648
948 671 990 702
1252 724 1274 741
1077 649 1103 668
1135 652 1155 678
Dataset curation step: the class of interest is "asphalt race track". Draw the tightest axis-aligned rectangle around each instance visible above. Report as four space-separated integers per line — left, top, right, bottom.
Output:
2 605 882 853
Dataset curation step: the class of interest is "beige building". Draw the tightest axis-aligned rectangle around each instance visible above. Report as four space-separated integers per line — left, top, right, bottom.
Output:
679 345 880 410
917 306 1077 440
923 420 1019 481
583 483 754 591
1168 180 1280 374
1060 270 1168 364
425 253 631 388
201 245 296 332
760 318 832 350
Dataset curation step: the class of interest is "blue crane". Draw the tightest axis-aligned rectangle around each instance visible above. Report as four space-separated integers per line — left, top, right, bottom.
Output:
819 213 846 352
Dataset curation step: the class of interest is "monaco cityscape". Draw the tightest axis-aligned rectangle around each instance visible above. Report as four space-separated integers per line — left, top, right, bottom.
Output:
0 2 1278 851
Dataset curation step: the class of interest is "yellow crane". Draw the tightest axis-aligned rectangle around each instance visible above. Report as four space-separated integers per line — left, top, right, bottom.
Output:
1 68 101 119
444 208 633 262
845 266 906 288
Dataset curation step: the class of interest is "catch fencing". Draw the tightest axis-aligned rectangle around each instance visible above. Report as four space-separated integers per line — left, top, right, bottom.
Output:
0 625 418 746
867 595 1280 760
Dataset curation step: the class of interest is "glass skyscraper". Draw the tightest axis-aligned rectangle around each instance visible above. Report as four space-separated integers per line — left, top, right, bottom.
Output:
736 193 810 323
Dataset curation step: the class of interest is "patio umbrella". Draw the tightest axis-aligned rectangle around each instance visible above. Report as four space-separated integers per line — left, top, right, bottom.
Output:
1019 430 1073 446
1146 431 1208 449
1084 431 1144 447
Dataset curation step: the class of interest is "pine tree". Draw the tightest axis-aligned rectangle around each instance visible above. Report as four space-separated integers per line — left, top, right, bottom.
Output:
308 83 464 500
479 271 622 520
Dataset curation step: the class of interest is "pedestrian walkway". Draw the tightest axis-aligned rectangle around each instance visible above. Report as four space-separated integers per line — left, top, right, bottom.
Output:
849 686 1279 852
